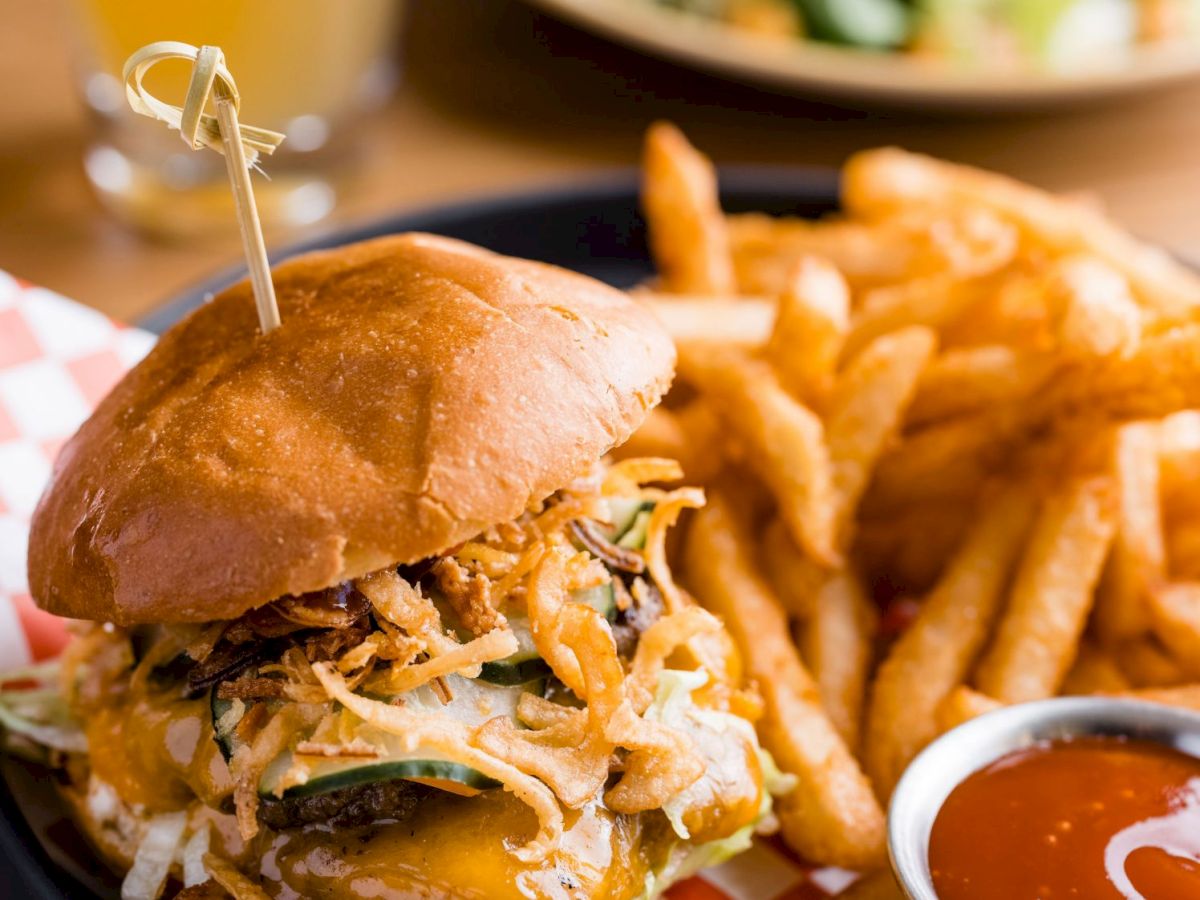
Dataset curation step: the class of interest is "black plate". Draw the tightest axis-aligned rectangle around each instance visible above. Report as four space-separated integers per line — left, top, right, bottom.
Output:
142 166 839 332
1 165 839 898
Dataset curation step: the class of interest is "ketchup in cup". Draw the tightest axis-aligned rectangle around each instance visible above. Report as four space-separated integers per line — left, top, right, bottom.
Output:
928 736 1200 899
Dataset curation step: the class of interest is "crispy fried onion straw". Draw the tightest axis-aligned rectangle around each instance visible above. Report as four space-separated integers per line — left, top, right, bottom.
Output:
203 852 273 900
477 596 708 815
491 543 547 604
525 547 590 696
230 704 323 840
603 457 685 495
474 604 620 807
311 662 563 863
356 570 462 659
625 605 722 713
365 627 518 694
643 488 706 612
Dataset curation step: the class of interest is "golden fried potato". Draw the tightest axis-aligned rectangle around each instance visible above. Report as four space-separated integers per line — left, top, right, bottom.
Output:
684 494 886 870
798 569 877 752
975 477 1117 703
1047 255 1142 359
642 122 734 294
681 345 839 566
629 126 1200 874
826 327 936 547
1094 421 1164 642
1061 641 1132 695
767 256 849 406
842 147 1200 318
1146 582 1200 678
865 485 1035 797
935 686 1004 734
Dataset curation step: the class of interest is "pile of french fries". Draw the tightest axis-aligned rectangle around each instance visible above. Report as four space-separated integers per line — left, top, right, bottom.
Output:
628 122 1200 893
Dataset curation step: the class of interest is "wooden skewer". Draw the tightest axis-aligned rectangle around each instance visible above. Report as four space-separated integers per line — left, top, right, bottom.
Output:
123 41 285 334
214 91 281 332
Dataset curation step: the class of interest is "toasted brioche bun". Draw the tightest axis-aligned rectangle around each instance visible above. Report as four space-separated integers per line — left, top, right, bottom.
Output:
29 234 674 625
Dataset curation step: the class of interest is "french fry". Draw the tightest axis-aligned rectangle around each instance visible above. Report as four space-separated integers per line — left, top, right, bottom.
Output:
865 485 1036 796
762 517 823 621
935 686 1004 734
913 207 1019 278
907 345 1053 428
975 477 1117 703
684 494 886 870
1158 410 1200 523
874 325 1200 518
1146 582 1200 678
729 207 1014 296
938 265 1056 351
856 500 973 597
1159 409 1200 483
631 127 1200 871
612 403 725 484
727 213 926 292
845 278 957 363
1115 684 1200 711
1094 421 1164 642
1048 255 1142 359
680 345 840 566
767 257 849 405
613 406 686 462
638 293 775 347
1023 324 1200 425
642 122 734 294
1167 518 1200 580
842 147 1200 318
798 569 878 752
1113 635 1190 688
844 263 1034 361
863 414 998 518
826 327 937 545
1061 641 1132 695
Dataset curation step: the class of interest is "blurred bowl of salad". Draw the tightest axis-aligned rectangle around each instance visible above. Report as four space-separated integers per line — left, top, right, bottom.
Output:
526 0 1200 108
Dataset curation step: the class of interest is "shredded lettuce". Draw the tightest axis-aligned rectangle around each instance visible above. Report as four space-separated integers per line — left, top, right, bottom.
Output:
121 811 188 900
0 659 86 755
637 670 798 898
639 743 796 898
180 822 212 888
643 668 711 839
645 668 709 724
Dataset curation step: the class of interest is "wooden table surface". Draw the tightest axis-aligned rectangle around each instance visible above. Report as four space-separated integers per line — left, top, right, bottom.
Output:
2 0 1199 323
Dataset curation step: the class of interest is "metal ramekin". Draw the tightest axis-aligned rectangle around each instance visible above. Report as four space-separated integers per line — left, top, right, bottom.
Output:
887 696 1200 899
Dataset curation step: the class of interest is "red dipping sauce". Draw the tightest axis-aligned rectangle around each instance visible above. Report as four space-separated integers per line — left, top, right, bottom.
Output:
928 736 1200 900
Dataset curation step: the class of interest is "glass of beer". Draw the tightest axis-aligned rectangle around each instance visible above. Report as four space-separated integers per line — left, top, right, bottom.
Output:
70 0 403 238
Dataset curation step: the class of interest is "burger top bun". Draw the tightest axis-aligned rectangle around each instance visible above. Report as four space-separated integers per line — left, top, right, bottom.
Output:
29 234 675 624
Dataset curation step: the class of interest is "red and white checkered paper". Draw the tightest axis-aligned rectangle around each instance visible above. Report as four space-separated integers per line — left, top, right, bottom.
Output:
0 271 154 668
0 269 848 899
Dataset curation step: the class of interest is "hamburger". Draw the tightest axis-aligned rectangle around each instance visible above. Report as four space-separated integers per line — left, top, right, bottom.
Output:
7 234 784 898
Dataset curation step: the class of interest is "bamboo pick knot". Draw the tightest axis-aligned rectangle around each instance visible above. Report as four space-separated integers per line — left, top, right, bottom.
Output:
122 39 284 333
123 41 285 167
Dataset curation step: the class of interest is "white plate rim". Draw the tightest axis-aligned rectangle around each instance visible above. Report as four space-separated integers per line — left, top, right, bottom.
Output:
527 0 1200 108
